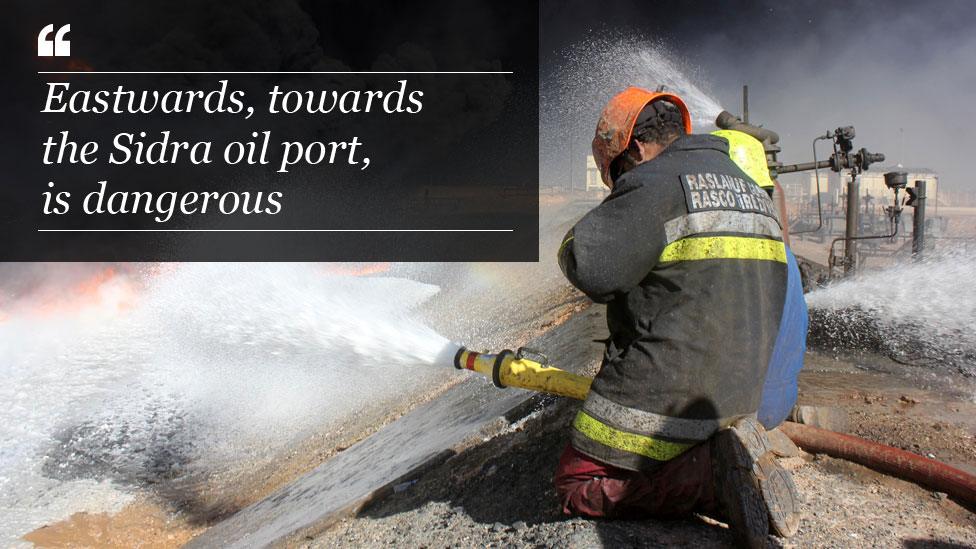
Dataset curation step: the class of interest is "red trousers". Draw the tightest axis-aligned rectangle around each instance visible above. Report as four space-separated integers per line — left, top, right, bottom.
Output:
553 443 717 519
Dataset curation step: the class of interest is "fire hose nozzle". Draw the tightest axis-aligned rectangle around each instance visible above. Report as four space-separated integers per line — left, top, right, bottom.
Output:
453 346 592 400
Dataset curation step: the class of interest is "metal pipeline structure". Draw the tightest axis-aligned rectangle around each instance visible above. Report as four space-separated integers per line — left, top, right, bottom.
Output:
715 84 944 278
453 345 976 507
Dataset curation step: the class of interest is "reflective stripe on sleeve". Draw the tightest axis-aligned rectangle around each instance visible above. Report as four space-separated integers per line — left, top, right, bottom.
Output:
557 234 574 257
659 235 787 263
572 410 695 462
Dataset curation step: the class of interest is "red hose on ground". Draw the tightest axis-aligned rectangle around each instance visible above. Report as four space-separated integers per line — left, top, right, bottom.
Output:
779 421 976 506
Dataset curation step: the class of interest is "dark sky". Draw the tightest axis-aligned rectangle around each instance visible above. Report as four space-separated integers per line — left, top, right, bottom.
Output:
541 0 976 190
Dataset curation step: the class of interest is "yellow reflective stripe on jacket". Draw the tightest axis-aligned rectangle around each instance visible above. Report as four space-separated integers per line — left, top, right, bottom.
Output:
659 235 786 263
557 234 574 257
573 411 694 461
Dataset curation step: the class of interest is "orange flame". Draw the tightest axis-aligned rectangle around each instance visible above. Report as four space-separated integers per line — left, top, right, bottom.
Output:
39 267 136 316
322 263 393 276
0 267 140 322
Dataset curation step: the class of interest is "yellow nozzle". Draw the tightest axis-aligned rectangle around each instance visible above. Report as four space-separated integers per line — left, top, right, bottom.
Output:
454 347 592 401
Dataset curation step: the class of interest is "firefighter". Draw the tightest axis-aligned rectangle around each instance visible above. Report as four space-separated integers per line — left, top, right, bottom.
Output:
555 87 800 547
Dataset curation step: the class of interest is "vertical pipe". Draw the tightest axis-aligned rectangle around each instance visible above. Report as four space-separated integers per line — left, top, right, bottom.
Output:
844 173 860 275
774 179 791 246
912 180 927 260
742 85 749 124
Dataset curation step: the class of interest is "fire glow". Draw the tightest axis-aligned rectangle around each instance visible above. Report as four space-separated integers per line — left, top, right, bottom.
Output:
0 266 140 322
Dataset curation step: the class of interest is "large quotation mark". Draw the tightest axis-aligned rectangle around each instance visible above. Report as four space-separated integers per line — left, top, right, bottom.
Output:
38 24 71 57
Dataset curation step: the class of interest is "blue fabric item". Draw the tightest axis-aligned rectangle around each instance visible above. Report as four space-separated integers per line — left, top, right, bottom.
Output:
758 248 808 429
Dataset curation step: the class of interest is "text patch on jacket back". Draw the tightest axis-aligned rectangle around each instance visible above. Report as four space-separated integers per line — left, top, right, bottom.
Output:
679 173 777 218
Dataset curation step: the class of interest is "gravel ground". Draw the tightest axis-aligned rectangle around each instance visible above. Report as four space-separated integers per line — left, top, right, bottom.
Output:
304 354 976 549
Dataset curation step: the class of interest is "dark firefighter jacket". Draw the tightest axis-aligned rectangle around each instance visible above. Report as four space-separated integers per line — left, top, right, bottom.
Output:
559 134 787 471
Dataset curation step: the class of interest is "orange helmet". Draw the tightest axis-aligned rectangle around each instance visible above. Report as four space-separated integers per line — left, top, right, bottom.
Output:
592 87 693 187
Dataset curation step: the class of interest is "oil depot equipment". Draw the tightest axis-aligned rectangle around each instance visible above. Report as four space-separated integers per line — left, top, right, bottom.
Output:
710 85 947 279
715 106 889 278
451 345 976 507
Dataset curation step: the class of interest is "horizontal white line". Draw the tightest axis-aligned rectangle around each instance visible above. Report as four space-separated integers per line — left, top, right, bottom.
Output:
38 71 513 75
38 228 513 233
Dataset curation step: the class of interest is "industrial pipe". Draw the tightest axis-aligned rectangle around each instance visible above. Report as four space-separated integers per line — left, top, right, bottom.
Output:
775 159 832 175
779 421 976 506
910 180 927 260
773 180 791 246
844 175 861 274
715 110 780 146
453 347 591 400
